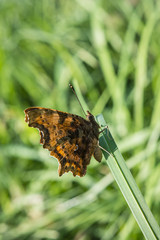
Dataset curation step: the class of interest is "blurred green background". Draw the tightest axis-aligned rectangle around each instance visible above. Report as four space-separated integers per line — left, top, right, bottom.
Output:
0 0 160 239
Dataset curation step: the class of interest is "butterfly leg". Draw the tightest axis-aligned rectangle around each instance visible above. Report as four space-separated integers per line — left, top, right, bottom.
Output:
99 126 108 134
98 145 114 158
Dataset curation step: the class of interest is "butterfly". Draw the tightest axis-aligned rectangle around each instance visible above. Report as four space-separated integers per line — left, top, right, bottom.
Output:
24 107 102 177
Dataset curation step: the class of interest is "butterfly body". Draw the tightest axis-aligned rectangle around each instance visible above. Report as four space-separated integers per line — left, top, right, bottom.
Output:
24 107 102 177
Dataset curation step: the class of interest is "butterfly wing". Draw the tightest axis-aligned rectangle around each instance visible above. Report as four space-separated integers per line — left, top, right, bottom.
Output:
24 107 99 177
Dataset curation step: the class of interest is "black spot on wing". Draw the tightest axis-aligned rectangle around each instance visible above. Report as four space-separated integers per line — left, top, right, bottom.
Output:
67 129 79 139
57 112 68 124
54 147 63 159
70 121 75 127
74 129 79 138
58 129 63 135
60 157 66 166
45 109 56 115
53 125 56 130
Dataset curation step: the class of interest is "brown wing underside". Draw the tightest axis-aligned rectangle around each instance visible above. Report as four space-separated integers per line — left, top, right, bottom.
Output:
24 107 99 177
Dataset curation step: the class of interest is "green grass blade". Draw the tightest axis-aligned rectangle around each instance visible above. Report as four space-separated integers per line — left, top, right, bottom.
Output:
96 114 160 240
134 12 160 130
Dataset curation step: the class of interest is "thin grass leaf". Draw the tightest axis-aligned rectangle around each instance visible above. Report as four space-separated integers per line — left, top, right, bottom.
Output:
134 12 160 130
96 114 160 240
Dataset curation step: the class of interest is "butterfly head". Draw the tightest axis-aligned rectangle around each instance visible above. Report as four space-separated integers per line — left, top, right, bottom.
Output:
86 111 100 129
86 110 94 120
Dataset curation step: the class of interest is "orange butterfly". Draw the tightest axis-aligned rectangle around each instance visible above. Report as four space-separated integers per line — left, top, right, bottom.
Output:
25 107 102 177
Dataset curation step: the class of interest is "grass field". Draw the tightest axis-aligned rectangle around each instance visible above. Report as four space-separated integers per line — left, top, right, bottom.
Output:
0 0 160 239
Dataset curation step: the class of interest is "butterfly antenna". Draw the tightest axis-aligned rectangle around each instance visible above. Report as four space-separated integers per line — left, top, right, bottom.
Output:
69 84 86 117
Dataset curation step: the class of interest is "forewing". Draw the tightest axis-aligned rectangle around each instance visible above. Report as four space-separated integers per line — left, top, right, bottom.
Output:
24 107 98 177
